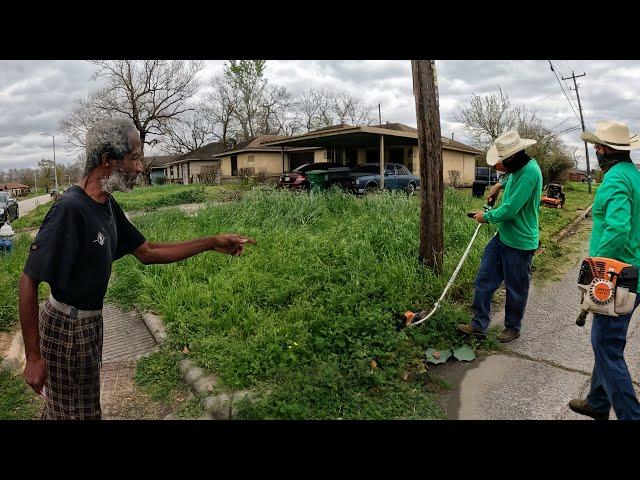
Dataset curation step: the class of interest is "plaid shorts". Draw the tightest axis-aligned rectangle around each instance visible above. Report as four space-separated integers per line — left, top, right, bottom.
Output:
39 299 104 420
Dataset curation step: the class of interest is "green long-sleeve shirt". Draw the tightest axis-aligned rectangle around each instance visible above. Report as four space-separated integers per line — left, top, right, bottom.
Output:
483 158 543 251
590 161 640 292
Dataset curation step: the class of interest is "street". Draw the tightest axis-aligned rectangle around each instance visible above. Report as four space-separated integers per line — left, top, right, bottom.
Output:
18 194 52 217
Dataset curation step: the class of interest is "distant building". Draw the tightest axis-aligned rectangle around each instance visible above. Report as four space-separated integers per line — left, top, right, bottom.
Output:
0 182 30 197
567 168 588 182
140 155 179 185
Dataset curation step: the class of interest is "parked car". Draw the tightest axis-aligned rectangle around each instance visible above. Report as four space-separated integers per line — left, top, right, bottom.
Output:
475 166 498 185
348 163 420 195
278 162 342 190
0 191 19 223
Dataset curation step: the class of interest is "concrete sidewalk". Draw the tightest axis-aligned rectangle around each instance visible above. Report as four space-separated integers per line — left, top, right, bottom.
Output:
443 218 640 420
99 304 166 419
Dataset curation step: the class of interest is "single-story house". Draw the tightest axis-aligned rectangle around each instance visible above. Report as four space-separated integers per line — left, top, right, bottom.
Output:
0 182 30 197
164 142 228 184
261 122 483 185
567 168 588 182
140 155 180 185
211 135 323 179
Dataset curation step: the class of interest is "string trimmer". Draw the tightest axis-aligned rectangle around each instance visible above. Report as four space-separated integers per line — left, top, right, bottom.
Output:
397 196 495 331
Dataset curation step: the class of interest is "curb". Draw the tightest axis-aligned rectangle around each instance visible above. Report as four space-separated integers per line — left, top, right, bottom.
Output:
555 204 593 242
139 310 168 346
135 305 253 419
1 330 25 373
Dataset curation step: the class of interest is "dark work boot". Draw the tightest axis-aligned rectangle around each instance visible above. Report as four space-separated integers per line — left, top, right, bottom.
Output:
568 399 609 421
497 328 520 343
457 324 487 339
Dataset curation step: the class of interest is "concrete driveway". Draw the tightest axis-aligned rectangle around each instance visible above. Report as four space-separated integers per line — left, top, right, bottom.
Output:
18 194 52 217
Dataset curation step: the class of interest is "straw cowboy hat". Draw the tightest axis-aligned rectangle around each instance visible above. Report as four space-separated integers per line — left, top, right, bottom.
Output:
581 120 640 151
486 131 537 166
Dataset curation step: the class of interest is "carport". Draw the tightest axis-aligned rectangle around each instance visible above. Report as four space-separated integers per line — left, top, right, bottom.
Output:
263 124 420 188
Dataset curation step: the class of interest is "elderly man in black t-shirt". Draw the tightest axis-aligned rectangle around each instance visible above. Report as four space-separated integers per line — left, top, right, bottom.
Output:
18 118 256 420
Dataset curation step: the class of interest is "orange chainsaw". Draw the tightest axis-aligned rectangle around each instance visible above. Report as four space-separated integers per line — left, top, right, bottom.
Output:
576 257 639 326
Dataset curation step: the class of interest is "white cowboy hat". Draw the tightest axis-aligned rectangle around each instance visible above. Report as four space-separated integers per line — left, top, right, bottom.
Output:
581 120 640 151
486 131 537 166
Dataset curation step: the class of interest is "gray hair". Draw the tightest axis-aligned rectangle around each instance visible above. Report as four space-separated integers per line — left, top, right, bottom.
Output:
85 118 138 174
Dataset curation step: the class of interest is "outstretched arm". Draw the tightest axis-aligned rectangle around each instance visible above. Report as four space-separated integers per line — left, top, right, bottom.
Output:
132 234 256 265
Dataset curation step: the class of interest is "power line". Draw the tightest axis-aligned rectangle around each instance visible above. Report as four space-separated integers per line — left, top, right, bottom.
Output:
548 61 581 123
551 60 582 119
545 125 582 139
549 115 574 132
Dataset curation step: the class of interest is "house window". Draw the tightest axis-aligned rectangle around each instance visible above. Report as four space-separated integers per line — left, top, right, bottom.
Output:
248 155 255 163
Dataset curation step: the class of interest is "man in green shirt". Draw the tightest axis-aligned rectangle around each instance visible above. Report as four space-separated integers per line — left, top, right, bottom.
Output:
458 131 542 343
568 120 640 421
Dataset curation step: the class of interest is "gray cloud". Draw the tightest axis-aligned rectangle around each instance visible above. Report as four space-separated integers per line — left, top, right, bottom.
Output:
2 60 640 171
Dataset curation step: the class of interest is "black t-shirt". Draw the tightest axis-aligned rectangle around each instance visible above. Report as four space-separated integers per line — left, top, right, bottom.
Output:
23 185 146 310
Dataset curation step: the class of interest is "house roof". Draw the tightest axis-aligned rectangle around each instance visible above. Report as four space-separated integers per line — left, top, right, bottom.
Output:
165 141 228 166
212 134 321 158
1 182 29 190
143 155 179 169
568 168 588 175
260 122 483 155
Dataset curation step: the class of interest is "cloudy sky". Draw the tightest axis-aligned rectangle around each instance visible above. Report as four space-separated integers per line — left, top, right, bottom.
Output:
1 59 639 172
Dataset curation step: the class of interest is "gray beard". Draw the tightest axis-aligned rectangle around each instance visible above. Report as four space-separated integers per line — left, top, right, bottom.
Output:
100 169 136 194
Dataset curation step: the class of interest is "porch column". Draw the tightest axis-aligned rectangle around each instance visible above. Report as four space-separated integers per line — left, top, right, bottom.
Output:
281 146 285 172
379 134 385 188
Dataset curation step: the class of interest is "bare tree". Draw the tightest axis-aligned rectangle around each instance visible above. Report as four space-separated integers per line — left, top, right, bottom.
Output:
332 90 375 126
295 88 336 131
258 85 300 136
296 89 324 132
161 107 216 155
293 87 374 133
455 86 520 149
203 74 240 146
59 60 204 155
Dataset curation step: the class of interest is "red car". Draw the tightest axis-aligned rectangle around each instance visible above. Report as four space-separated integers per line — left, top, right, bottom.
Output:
278 162 342 190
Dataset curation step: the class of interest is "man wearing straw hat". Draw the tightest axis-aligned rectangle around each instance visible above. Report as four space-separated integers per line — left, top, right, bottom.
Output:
568 120 640 420
457 131 542 343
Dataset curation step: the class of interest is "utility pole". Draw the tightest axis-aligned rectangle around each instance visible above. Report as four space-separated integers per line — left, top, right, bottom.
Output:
41 131 59 195
378 103 382 125
562 71 591 193
412 60 444 273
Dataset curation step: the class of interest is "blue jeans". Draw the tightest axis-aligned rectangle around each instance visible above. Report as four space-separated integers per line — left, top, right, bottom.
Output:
471 235 535 333
587 296 640 420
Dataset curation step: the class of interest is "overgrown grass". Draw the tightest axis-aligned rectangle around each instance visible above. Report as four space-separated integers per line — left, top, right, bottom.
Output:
0 368 43 419
11 201 54 230
108 187 496 419
203 183 252 202
134 350 185 403
112 183 253 212
113 185 207 211
0 234 50 331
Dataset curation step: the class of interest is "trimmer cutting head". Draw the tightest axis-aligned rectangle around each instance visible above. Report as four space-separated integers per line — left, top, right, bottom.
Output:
396 310 429 331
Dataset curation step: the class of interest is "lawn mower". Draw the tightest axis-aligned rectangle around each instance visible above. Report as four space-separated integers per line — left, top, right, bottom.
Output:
397 197 495 330
541 182 566 209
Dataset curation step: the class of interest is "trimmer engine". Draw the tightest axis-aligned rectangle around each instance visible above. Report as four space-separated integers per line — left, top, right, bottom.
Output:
576 257 638 324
